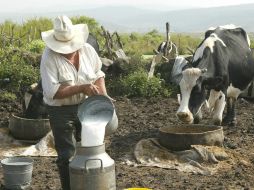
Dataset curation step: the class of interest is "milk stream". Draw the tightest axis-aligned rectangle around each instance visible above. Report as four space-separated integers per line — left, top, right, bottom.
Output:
81 120 108 147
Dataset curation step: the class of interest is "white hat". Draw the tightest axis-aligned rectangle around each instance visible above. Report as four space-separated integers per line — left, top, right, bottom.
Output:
41 15 89 54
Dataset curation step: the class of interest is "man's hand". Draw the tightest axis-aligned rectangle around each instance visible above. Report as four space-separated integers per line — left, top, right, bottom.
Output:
83 83 100 96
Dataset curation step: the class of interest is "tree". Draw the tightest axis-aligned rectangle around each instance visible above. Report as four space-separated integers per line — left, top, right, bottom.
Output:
71 16 100 34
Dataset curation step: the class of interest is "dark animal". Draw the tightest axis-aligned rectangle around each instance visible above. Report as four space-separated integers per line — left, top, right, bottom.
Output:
87 33 129 75
175 25 254 126
24 80 48 119
101 57 129 78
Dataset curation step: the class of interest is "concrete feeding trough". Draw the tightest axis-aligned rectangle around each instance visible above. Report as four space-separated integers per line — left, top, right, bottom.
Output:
158 124 224 151
8 114 51 141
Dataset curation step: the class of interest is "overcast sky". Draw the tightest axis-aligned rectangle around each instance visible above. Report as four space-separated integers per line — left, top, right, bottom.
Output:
2 0 254 12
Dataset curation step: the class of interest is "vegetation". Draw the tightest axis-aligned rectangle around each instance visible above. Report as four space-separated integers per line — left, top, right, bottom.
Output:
0 91 17 102
1 16 252 100
121 30 202 56
25 39 45 54
106 56 171 97
120 71 170 97
0 50 39 92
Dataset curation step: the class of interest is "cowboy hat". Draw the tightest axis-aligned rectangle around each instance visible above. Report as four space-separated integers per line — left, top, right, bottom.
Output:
41 15 89 54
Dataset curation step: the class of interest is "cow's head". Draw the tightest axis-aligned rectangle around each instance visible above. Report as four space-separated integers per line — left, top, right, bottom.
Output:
176 68 207 123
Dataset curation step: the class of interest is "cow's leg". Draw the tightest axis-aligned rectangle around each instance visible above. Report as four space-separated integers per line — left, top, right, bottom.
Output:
225 84 242 126
223 97 237 126
223 97 232 123
194 109 202 124
208 90 225 125
212 93 226 125
230 98 237 126
222 97 231 124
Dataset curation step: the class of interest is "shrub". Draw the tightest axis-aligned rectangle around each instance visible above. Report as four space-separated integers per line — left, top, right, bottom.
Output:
108 71 171 98
105 53 175 97
0 61 39 94
127 55 150 73
0 91 17 102
25 39 45 53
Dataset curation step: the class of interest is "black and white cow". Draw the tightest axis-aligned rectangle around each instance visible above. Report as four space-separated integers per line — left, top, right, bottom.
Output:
157 41 167 54
176 25 254 126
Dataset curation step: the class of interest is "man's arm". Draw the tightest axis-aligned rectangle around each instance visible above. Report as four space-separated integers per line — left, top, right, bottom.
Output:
54 84 99 99
94 77 116 102
94 77 107 95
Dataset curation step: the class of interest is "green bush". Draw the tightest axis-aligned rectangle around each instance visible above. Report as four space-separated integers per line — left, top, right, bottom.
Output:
25 39 45 53
120 31 164 56
108 71 170 98
0 61 39 93
127 55 150 73
105 53 175 97
0 91 17 102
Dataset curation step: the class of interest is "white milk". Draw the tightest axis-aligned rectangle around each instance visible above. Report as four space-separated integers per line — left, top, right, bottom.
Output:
81 120 108 147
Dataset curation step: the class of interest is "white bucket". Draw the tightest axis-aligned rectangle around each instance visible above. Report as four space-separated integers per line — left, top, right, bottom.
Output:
1 157 33 189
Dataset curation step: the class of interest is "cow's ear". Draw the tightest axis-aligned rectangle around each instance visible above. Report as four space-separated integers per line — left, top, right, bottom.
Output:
203 76 223 89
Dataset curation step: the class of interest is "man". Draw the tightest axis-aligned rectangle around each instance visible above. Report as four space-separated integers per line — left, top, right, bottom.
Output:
40 15 108 190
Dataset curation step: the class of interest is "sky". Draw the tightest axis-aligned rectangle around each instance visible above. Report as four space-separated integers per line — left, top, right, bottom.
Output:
1 0 254 12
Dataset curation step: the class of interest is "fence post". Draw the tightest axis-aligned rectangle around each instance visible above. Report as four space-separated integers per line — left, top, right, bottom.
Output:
164 22 170 57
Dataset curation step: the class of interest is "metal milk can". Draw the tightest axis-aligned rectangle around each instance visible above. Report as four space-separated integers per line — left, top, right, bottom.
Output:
69 95 118 190
69 143 116 190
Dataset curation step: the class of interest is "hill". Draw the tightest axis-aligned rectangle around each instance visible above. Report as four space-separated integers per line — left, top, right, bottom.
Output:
80 4 254 33
1 4 254 33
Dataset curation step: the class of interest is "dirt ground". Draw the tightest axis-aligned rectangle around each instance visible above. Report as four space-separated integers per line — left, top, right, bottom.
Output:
1 96 254 190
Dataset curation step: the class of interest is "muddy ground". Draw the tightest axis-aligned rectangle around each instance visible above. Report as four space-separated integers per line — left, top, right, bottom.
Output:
1 96 254 190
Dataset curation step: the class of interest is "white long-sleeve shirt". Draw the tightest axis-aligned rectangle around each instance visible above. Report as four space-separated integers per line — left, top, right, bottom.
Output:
40 43 105 106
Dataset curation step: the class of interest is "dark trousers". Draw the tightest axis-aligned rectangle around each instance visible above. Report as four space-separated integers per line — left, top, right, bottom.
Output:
47 105 81 190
